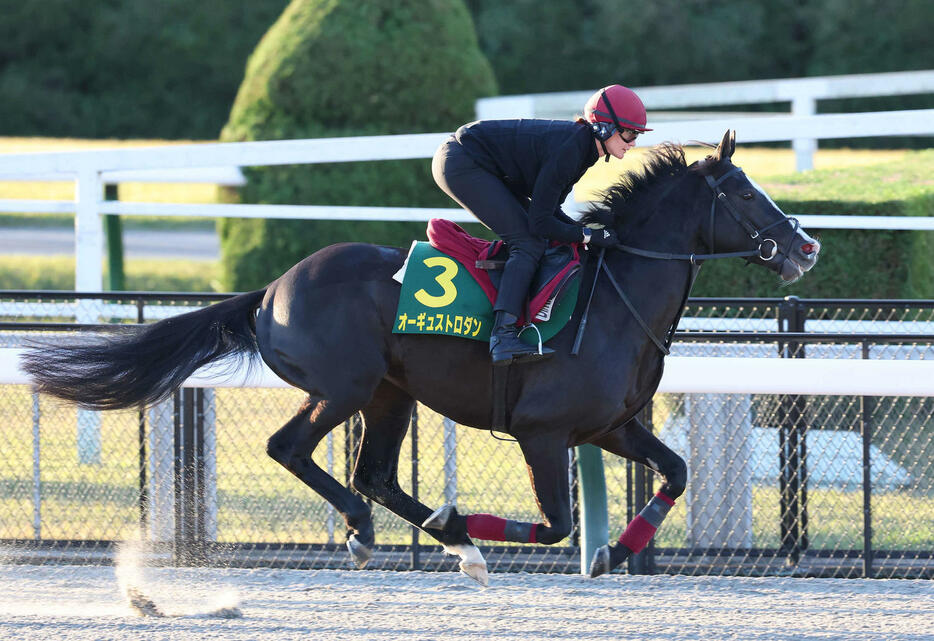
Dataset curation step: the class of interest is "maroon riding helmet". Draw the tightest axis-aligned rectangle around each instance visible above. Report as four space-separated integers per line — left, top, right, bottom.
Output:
584 84 652 142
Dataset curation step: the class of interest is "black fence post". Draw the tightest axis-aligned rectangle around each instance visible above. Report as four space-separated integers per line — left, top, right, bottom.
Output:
642 402 657 574
411 405 420 570
570 448 581 549
136 297 148 532
778 296 808 566
625 457 635 575
174 388 207 566
345 414 363 487
629 402 656 574
861 342 874 578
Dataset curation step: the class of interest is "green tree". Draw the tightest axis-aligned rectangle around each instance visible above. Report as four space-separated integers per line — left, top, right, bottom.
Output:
466 0 812 93
218 0 497 290
0 0 287 138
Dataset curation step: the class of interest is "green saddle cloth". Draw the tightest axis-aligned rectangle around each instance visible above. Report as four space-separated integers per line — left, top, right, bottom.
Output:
392 241 579 344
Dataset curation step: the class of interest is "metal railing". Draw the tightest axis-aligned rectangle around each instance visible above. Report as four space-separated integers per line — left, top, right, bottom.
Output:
0 292 931 578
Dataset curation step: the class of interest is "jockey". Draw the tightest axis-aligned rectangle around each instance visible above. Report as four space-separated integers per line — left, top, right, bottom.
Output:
431 84 652 366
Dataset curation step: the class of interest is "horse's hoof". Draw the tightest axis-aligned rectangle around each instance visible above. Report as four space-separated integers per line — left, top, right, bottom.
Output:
443 543 489 587
589 545 611 578
459 561 489 587
346 534 373 569
422 504 456 531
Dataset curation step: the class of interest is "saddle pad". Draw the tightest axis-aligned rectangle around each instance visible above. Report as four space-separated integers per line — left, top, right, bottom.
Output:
393 241 579 344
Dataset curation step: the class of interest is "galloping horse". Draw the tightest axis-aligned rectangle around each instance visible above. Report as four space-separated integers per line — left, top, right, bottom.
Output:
22 130 820 584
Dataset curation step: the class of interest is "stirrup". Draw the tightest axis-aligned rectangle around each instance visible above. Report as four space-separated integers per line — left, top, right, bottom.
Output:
490 334 553 366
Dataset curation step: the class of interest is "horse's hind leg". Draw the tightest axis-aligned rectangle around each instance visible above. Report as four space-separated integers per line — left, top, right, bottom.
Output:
588 416 687 577
350 381 488 583
426 436 573 546
265 395 375 567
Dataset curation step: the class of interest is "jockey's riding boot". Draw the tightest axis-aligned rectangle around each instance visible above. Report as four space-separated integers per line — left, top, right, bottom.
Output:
489 311 554 367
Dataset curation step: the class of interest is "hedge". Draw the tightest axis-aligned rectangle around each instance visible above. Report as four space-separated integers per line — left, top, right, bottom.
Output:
691 150 934 298
218 0 497 291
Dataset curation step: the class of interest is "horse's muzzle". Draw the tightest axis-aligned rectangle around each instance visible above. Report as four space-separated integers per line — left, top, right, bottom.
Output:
780 235 821 282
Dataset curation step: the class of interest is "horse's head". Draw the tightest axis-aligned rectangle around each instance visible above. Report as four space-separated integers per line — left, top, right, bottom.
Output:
694 129 820 282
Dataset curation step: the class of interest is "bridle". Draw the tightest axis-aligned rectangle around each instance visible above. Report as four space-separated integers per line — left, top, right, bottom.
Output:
572 164 802 357
701 166 801 265
613 165 801 266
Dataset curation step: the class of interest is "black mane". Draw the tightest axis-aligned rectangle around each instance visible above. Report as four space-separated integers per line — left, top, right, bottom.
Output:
581 143 692 229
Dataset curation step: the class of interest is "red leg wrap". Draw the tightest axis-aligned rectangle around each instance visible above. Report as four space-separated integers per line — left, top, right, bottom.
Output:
466 514 507 541
466 514 538 543
618 492 676 553
655 491 676 507
618 515 657 554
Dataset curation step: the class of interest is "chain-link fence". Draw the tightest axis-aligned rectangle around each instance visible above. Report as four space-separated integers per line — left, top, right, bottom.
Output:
0 292 931 577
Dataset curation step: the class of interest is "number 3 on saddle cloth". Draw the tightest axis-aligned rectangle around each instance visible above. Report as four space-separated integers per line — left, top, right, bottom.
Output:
393 218 582 346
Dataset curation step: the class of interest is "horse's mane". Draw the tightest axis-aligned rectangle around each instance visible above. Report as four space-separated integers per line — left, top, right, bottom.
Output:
581 143 693 229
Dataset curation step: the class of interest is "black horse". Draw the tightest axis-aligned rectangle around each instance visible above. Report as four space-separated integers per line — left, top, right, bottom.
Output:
22 130 819 584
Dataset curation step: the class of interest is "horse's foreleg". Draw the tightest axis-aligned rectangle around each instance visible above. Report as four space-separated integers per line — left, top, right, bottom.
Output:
589 416 687 577
265 395 374 567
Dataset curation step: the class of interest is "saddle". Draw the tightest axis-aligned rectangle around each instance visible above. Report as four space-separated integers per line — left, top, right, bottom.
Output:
426 219 582 323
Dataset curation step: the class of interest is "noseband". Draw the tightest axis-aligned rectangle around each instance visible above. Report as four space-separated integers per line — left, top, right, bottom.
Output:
703 166 801 264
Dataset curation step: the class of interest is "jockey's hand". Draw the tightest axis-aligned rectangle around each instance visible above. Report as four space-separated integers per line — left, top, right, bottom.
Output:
587 227 620 249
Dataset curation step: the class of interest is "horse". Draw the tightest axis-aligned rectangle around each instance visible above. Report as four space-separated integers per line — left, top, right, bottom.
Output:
21 129 820 584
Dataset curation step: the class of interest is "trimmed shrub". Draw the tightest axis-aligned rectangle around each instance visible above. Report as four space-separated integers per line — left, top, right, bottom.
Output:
218 0 497 291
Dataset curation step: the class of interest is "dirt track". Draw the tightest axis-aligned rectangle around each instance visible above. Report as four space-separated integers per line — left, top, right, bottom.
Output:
0 565 931 641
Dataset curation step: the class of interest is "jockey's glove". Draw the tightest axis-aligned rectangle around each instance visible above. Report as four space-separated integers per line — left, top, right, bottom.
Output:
587 227 620 249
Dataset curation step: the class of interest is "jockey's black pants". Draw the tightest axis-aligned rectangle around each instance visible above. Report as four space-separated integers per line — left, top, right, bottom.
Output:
432 137 546 318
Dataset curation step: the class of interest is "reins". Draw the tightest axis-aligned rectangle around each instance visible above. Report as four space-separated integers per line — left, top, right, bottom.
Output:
572 165 799 356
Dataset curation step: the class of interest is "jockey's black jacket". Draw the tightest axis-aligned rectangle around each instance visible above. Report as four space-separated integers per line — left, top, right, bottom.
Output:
453 119 599 244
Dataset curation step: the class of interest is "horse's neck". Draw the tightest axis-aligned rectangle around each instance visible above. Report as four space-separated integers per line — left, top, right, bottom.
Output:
600 251 695 349
602 180 706 346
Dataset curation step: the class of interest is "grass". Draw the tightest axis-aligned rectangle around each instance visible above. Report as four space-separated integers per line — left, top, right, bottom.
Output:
0 256 220 292
574 146 921 202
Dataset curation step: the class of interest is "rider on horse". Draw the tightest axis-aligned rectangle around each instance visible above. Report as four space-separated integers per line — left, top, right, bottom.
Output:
432 84 653 366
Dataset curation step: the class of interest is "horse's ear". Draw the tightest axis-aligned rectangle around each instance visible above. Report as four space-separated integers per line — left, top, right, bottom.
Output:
717 129 736 160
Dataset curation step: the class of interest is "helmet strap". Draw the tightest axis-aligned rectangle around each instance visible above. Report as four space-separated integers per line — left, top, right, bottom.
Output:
601 89 626 135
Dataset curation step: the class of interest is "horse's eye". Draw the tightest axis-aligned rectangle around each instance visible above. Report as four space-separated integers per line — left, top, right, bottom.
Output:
742 192 754 200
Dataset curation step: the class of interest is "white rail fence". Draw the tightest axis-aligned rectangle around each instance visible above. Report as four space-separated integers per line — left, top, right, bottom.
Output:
2 348 934 397
0 72 931 293
477 70 934 171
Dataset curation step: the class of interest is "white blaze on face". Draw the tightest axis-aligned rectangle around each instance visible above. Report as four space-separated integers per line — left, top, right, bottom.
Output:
748 176 820 254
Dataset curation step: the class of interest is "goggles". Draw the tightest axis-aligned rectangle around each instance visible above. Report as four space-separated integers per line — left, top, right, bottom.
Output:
618 128 641 143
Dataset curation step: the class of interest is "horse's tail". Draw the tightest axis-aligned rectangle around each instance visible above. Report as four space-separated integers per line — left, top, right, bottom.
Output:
20 289 267 411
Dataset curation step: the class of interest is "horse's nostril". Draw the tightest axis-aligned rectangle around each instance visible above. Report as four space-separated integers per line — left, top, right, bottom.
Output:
801 243 817 255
